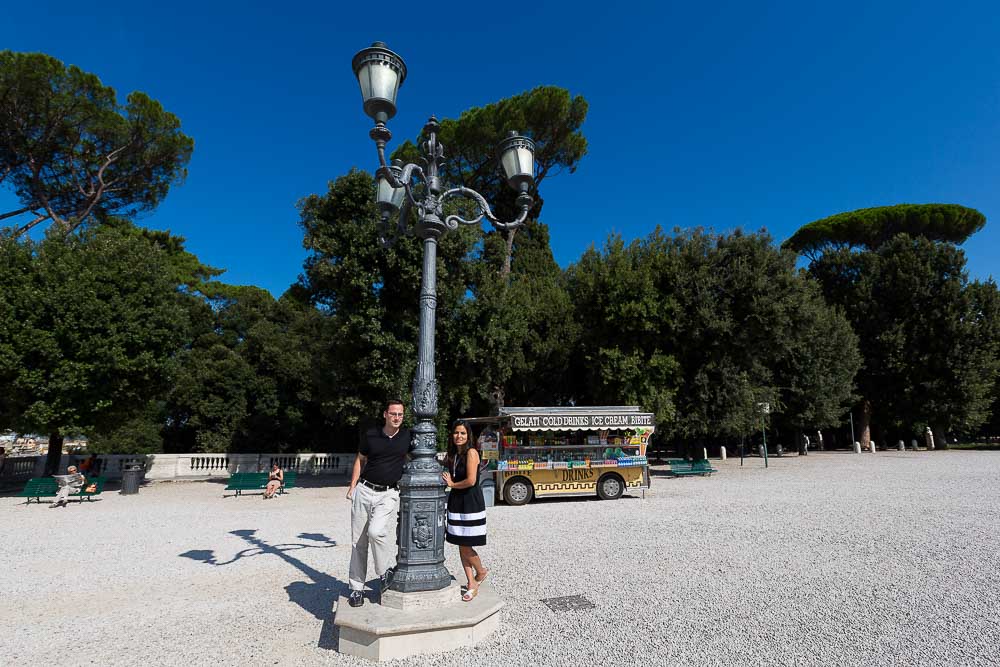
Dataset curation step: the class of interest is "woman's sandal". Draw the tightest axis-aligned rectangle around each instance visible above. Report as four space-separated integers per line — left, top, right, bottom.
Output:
462 587 479 602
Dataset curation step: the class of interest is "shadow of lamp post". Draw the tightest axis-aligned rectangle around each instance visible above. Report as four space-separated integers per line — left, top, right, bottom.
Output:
351 42 536 593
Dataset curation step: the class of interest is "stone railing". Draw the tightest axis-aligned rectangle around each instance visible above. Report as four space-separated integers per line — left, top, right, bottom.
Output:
0 452 351 483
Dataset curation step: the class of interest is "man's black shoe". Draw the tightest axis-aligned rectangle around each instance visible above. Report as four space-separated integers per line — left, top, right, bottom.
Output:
348 590 364 608
380 567 395 594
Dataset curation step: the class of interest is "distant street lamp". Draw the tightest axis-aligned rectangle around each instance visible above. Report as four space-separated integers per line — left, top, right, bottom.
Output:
757 401 770 469
352 42 536 593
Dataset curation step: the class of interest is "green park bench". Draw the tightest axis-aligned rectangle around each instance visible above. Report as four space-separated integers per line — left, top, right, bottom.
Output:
668 459 717 477
224 472 267 497
224 470 297 497
18 476 106 504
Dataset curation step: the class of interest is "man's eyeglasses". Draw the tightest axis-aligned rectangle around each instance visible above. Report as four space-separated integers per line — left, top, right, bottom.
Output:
387 412 404 417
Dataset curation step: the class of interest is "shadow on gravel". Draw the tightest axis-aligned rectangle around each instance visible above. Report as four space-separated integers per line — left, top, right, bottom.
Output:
180 529 347 650
648 469 715 478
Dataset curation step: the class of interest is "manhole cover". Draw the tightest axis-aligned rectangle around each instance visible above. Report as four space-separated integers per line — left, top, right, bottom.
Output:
540 594 595 612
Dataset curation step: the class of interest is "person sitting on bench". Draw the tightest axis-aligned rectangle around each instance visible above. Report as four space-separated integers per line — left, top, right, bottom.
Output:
52 465 85 507
263 463 283 499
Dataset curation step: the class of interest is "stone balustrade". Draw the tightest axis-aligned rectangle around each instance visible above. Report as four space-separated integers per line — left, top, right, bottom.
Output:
0 452 350 482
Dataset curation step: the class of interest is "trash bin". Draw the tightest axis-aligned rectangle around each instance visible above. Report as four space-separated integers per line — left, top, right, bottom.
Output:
481 472 496 508
121 463 143 495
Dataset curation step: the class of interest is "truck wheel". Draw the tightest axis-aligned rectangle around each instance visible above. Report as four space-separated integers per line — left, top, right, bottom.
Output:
597 473 624 500
503 477 533 506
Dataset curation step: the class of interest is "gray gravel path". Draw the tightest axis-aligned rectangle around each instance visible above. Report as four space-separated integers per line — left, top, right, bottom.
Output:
2 450 998 666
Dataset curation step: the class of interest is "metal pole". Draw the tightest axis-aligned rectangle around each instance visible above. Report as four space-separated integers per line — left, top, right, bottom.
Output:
391 122 452 593
761 415 769 469
849 410 856 446
356 62 533 589
740 434 744 466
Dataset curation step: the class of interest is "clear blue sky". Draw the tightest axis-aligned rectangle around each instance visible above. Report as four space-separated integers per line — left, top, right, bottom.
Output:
3 0 998 295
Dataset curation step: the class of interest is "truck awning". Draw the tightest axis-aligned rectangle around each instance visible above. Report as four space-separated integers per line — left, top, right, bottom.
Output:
498 406 655 432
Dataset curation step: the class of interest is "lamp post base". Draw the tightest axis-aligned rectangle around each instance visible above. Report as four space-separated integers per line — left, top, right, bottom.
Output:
335 581 503 662
390 562 452 592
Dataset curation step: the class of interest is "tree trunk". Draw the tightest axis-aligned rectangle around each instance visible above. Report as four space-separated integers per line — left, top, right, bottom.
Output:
500 228 517 278
44 431 65 476
858 400 872 450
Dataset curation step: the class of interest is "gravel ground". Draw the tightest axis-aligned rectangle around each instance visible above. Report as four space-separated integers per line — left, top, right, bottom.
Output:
2 450 999 667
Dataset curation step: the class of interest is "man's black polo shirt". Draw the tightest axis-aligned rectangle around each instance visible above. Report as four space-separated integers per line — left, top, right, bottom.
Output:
360 426 410 486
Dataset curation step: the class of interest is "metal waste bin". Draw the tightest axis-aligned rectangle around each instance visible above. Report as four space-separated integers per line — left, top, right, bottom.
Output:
481 472 496 508
121 463 143 495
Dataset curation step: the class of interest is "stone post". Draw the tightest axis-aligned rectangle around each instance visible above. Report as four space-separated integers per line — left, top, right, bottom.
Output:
720 446 727 461
854 441 862 454
897 440 905 451
911 439 918 451
924 427 935 450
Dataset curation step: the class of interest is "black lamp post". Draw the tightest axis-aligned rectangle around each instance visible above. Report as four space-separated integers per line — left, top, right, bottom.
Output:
352 42 536 593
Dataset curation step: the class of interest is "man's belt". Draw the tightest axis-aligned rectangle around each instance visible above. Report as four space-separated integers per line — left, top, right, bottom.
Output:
360 478 398 492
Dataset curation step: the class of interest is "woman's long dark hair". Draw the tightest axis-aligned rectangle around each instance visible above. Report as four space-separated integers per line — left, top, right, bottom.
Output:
445 419 479 470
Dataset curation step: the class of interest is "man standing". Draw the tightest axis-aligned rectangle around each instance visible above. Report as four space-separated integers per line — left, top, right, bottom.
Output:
347 399 410 607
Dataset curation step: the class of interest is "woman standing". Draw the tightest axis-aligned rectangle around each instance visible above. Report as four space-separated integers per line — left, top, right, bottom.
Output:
441 420 489 601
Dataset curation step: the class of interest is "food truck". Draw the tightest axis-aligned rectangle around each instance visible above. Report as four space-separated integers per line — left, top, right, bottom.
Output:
464 406 653 506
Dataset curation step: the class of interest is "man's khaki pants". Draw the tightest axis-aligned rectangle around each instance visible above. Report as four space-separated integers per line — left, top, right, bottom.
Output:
54 484 80 505
349 483 399 592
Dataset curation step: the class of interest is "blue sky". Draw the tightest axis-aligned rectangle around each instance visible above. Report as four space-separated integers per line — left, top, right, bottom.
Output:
2 0 998 295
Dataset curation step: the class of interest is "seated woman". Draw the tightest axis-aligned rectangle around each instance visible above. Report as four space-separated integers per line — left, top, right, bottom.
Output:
263 463 283 499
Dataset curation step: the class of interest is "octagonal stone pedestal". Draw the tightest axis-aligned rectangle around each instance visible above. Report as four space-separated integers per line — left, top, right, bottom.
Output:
335 581 502 661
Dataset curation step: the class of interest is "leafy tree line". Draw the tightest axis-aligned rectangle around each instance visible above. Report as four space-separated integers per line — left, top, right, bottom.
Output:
785 205 1000 448
567 228 861 454
2 52 997 461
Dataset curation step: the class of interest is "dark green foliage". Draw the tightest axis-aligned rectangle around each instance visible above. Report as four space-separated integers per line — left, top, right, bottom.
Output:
809 236 999 441
0 51 193 235
567 228 860 445
87 401 169 455
566 230 681 427
0 225 189 466
460 219 580 410
296 169 479 445
783 204 985 258
971 281 1000 437
162 286 328 453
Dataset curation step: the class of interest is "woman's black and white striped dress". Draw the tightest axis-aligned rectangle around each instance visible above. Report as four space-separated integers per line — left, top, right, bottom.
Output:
446 450 487 546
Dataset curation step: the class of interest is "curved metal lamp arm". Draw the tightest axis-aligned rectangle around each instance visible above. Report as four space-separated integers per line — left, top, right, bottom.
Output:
398 162 425 209
439 187 533 232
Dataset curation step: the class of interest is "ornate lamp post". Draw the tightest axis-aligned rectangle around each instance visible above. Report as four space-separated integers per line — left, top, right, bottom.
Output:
352 42 536 593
